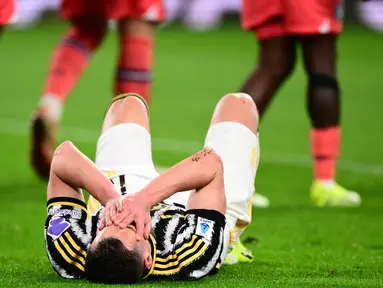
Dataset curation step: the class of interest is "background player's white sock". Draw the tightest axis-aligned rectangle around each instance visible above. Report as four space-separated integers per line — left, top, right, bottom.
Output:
38 94 63 122
318 179 335 188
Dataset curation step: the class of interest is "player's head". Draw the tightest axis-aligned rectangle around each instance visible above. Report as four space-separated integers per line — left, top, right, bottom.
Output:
84 224 153 284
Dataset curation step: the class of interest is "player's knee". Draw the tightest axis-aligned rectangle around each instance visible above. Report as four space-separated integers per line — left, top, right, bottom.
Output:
308 72 339 93
70 17 108 50
212 93 259 133
308 72 339 99
103 94 150 132
222 93 259 119
307 72 340 127
259 47 296 81
221 92 253 105
116 95 148 114
107 95 148 120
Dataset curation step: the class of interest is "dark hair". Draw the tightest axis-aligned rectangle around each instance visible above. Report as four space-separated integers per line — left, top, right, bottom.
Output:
84 237 144 284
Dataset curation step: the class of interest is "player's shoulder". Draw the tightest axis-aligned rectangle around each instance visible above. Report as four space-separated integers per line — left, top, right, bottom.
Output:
151 202 186 213
148 209 225 280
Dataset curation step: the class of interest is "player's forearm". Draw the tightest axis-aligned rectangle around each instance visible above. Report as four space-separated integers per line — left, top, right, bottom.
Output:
138 148 223 208
52 141 119 205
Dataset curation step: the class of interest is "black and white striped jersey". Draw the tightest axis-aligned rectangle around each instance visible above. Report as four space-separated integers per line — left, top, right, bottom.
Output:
143 202 226 280
45 197 226 281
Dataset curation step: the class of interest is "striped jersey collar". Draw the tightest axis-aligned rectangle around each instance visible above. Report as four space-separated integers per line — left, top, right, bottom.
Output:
141 234 157 279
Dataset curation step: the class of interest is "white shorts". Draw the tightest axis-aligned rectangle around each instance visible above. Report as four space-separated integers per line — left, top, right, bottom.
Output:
95 123 158 193
88 123 157 214
204 122 259 245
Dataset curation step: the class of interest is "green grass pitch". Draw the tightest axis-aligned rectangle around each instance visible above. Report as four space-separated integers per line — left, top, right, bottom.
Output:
0 21 382 287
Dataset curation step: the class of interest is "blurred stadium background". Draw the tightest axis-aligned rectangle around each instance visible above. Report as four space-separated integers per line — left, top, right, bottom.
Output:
0 0 383 287
6 0 383 31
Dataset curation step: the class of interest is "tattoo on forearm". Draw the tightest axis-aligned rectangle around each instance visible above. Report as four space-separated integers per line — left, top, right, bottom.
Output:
203 148 213 156
191 148 213 162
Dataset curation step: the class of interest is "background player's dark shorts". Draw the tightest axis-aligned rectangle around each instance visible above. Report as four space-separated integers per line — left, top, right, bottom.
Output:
241 0 344 37
44 197 100 279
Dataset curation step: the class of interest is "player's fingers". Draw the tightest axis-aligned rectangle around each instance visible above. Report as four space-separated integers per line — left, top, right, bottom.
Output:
118 215 134 229
114 208 131 224
135 218 145 242
110 204 119 223
98 216 106 231
105 207 113 227
116 198 124 213
144 218 152 240
113 212 125 225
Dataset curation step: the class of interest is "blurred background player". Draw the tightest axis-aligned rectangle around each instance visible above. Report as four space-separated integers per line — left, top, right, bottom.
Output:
30 0 164 180
164 0 240 31
0 0 15 36
358 0 383 33
9 0 61 29
240 0 361 207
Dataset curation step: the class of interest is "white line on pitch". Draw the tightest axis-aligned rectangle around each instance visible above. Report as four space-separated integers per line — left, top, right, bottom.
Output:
1 117 383 176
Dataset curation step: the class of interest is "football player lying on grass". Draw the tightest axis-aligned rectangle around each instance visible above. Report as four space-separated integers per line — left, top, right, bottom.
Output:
45 92 260 283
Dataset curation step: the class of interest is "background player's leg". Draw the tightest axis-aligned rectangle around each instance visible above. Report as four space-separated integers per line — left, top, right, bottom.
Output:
115 19 155 103
239 17 296 208
204 93 260 264
0 0 15 38
31 16 108 180
240 35 295 207
300 34 360 206
240 33 296 116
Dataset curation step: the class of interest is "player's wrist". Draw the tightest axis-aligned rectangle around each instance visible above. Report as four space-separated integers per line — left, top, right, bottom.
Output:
99 183 120 206
132 190 153 210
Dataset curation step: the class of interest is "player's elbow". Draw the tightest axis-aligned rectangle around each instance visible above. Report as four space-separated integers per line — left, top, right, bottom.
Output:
51 141 75 171
204 148 223 175
54 141 76 158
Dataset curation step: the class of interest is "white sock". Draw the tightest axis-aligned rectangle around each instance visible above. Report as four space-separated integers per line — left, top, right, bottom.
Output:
318 179 335 188
39 94 63 122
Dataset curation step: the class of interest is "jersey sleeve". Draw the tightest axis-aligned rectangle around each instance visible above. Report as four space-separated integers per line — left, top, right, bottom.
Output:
45 197 94 279
149 209 226 280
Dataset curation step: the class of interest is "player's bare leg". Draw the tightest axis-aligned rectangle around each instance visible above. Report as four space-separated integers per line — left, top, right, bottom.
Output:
300 35 361 206
240 35 296 116
115 19 155 103
102 94 150 133
210 93 259 133
205 93 260 264
31 16 108 180
239 34 296 207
